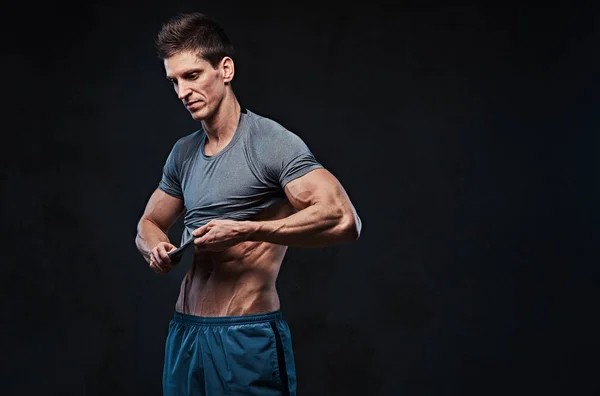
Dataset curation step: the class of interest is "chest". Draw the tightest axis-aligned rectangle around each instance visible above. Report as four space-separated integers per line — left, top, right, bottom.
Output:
180 155 274 209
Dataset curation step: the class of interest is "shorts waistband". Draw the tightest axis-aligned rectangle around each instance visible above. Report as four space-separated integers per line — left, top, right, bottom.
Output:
172 310 283 326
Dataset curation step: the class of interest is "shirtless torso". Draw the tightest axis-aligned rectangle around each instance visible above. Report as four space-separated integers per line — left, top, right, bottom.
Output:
174 199 295 316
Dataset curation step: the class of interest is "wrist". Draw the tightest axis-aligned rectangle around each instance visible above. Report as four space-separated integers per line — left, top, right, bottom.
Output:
242 220 261 242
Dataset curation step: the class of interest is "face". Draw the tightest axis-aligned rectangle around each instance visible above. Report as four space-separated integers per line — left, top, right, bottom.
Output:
164 50 233 120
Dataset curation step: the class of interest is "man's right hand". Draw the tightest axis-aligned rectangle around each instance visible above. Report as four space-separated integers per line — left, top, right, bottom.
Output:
149 242 178 274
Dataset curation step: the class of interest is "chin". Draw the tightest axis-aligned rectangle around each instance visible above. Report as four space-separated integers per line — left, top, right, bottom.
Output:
189 106 212 121
189 109 205 120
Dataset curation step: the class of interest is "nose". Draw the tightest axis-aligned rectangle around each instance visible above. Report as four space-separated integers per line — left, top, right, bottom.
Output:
176 82 192 101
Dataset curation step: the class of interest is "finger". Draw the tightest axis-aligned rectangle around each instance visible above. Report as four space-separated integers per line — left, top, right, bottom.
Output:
152 246 166 265
149 254 159 270
192 221 213 237
150 261 167 274
194 232 213 248
192 225 205 237
194 233 205 246
149 257 158 271
157 244 171 263
165 243 177 253
150 248 168 273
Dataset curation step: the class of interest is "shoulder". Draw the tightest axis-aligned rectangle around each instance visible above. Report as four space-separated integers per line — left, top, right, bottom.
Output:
245 110 305 145
244 109 318 172
170 129 203 158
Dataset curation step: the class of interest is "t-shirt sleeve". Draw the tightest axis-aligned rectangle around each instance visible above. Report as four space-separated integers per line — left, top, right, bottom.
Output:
158 143 184 199
257 125 324 189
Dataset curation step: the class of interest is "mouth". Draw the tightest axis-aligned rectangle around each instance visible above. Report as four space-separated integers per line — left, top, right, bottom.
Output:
186 101 200 109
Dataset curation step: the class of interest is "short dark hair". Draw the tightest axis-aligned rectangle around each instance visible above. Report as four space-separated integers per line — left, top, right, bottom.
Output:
155 12 235 68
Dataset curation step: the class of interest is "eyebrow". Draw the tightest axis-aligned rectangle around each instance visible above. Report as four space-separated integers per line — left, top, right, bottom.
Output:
166 68 203 80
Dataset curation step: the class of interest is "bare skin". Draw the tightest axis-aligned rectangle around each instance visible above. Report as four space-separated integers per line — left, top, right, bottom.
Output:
174 200 294 316
135 50 362 316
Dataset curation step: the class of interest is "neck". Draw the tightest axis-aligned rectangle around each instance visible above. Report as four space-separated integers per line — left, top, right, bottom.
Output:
201 88 241 142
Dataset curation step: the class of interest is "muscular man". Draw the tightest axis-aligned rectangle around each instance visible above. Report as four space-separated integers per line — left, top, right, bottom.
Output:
135 12 362 396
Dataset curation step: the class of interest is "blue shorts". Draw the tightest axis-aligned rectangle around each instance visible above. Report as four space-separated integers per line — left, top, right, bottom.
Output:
162 310 296 395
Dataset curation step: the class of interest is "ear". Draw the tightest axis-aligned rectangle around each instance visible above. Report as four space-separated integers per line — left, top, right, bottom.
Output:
221 57 235 83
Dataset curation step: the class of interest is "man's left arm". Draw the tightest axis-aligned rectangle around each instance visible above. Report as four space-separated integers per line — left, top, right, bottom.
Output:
248 168 362 247
192 169 362 249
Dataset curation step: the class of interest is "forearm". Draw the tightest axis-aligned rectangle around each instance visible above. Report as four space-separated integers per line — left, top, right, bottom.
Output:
135 218 171 262
246 203 359 247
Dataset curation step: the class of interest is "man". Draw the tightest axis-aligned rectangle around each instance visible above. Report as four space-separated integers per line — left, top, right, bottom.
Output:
135 12 362 396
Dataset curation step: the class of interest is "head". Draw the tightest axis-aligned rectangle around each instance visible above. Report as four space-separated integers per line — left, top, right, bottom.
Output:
156 13 235 120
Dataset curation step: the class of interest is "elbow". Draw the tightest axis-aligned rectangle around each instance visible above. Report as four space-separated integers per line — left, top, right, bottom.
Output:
135 218 149 252
135 221 143 247
135 233 144 254
339 212 362 242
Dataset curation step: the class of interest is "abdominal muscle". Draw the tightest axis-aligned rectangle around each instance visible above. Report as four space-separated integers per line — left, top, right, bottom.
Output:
174 199 295 317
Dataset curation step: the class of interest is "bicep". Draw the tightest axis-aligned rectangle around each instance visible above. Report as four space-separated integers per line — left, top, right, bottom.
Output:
283 168 350 211
141 188 185 232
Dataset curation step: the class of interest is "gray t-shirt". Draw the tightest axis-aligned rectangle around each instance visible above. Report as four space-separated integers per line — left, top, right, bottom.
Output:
158 109 323 245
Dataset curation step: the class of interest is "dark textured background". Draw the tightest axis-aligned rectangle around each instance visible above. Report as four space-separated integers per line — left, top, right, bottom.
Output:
2 2 599 395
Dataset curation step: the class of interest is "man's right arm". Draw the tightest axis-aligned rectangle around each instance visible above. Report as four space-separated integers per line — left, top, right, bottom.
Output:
135 188 185 274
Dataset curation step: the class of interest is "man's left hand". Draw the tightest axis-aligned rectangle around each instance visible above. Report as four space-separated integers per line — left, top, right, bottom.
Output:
192 219 252 252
